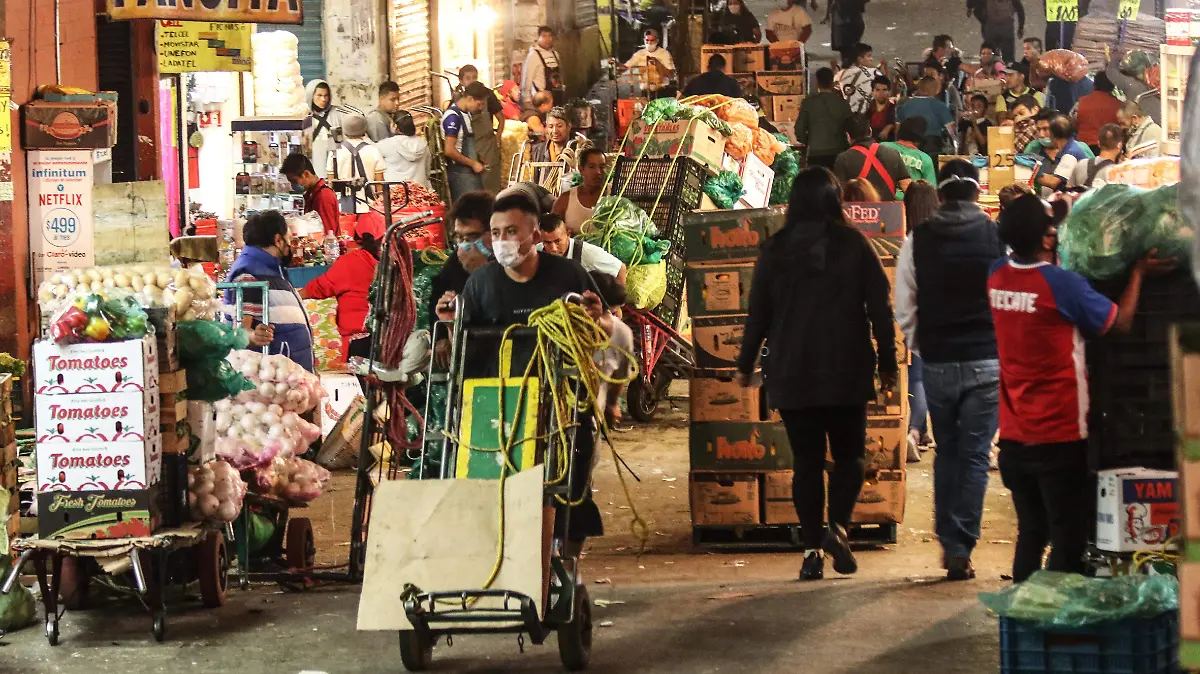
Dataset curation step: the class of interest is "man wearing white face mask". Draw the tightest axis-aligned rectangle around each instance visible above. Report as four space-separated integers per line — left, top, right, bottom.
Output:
618 30 675 97
459 191 607 555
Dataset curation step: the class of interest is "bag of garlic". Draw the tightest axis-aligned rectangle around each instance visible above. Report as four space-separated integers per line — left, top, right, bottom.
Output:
187 460 248 523
37 264 219 319
227 349 324 413
212 399 322 469
253 456 331 505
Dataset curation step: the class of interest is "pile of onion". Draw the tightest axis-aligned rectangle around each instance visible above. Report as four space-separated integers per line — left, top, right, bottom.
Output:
187 460 247 522
212 399 321 469
226 350 323 413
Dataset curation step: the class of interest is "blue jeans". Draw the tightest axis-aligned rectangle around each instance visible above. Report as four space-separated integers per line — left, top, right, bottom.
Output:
908 353 928 436
923 358 1000 561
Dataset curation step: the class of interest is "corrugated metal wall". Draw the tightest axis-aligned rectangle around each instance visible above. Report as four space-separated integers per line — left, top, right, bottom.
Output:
268 0 328 83
390 0 434 109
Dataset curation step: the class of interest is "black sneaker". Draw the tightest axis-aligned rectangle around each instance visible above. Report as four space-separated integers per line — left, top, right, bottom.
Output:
800 551 824 581
823 523 858 575
946 556 976 581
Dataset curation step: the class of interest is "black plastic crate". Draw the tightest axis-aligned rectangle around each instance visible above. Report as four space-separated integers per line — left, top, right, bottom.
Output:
1085 271 1200 471
610 155 707 257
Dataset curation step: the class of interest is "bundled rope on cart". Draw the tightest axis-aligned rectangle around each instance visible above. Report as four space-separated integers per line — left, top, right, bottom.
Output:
374 228 423 460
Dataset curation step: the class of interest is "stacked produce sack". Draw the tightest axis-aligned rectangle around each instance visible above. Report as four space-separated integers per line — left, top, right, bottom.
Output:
251 31 306 116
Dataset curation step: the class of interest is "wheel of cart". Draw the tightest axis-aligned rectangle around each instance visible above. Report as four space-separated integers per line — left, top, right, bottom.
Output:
361 296 599 671
622 307 693 422
1 526 230 644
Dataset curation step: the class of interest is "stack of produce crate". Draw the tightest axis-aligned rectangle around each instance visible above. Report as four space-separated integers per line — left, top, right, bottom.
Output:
1171 325 1200 667
32 336 163 539
1 374 16 549
761 43 806 145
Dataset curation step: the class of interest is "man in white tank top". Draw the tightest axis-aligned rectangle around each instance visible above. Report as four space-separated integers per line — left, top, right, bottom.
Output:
553 147 607 235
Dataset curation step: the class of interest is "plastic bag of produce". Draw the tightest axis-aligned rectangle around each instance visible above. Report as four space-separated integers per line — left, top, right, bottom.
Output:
641 96 682 124
770 147 802 205
703 171 746 210
1058 183 1193 280
48 290 150 345
716 98 759 129
581 196 665 265
177 320 250 362
626 261 668 309
37 264 218 318
725 124 754 161
254 457 330 504
212 398 322 468
978 571 1179 628
1036 49 1089 82
753 127 787 166
187 460 248 523
0 556 35 632
187 358 256 402
227 350 323 412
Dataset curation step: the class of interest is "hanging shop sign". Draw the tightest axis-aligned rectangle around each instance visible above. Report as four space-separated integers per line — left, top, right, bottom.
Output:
157 21 252 73
28 151 95 283
107 0 302 25
1118 0 1141 20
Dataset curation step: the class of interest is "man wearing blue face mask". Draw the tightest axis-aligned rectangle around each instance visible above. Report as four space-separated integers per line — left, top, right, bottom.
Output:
432 191 495 323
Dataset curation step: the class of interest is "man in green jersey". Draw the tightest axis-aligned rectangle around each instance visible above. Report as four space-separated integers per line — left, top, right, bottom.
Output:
883 117 937 199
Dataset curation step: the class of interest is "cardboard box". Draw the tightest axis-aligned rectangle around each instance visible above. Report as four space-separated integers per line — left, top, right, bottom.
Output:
768 41 804 70
686 263 754 317
33 336 158 395
35 390 159 443
623 118 726 173
1 441 15 491
771 94 803 123
763 470 799 524
864 415 906 473
690 421 791 471
36 435 162 491
700 45 734 74
157 369 187 396
22 99 118 149
159 399 187 426
683 207 786 264
738 152 775 209
731 44 766 73
691 375 768 422
852 469 906 524
756 72 804 95
1180 562 1200 641
37 486 161 540
732 73 758 97
692 315 747 369
867 367 908 418
319 373 365 438
690 472 761 525
1096 468 1181 552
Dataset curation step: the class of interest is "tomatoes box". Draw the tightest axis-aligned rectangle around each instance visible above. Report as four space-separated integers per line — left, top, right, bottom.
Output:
33 336 158 395
35 390 160 444
36 435 162 492
37 486 161 540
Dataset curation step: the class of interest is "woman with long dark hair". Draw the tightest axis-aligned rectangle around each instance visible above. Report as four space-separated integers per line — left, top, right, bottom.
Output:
300 214 385 361
902 180 939 463
736 167 899 580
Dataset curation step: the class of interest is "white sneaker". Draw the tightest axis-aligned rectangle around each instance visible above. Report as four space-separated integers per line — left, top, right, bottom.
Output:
906 430 921 463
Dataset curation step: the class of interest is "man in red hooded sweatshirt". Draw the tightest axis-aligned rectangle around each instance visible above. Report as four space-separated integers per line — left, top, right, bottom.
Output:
283 153 341 236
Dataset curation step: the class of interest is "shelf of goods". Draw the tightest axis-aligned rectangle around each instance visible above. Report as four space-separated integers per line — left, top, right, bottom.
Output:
1161 44 1193 158
683 204 908 549
231 117 306 217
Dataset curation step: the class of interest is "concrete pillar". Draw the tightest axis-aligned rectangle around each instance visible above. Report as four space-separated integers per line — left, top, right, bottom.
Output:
323 0 390 112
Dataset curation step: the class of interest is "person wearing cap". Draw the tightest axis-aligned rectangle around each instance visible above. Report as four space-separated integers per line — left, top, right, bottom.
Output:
329 113 385 214
989 194 1169 582
227 211 314 372
894 159 1007 582
994 62 1044 117
299 214 385 361
618 29 675 98
281 152 341 236
375 112 431 188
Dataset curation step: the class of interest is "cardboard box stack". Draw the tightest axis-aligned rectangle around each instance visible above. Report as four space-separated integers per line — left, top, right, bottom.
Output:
696 41 805 144
1 374 17 549
32 336 163 539
685 207 788 527
1170 327 1200 666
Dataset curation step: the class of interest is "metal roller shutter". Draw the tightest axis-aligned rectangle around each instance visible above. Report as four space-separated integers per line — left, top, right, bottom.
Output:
266 0 327 84
391 0 433 110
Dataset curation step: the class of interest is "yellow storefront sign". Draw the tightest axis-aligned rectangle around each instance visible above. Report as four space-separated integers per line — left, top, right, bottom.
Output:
1046 0 1079 22
0 39 11 153
108 0 301 25
157 21 252 73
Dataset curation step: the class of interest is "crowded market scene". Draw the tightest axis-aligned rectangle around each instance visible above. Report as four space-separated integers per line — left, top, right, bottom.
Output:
1 0 1199 671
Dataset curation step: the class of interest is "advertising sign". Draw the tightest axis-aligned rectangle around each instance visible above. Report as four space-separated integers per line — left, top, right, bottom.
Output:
157 20 252 73
107 0 302 25
28 150 94 282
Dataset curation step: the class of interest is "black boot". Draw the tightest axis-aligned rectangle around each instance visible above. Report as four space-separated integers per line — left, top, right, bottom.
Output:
800 550 824 581
946 556 976 581
823 523 858 575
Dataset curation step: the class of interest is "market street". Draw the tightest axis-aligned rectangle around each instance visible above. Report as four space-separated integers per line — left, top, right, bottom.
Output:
2 407 1019 673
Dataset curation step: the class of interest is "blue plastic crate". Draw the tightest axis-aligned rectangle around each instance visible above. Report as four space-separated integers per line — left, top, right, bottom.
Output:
1000 611 1180 674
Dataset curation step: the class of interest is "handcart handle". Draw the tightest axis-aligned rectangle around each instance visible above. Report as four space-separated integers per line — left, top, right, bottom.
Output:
561 292 584 305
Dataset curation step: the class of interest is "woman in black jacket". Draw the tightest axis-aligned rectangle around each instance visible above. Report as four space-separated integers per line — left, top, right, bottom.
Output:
736 167 899 580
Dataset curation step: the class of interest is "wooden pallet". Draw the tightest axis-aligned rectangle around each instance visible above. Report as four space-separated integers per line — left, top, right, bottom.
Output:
692 522 898 549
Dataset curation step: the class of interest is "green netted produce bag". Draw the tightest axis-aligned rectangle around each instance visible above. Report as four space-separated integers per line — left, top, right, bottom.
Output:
771 146 801 205
626 261 668 309
0 552 35 632
1058 183 1193 280
411 253 446 333
581 197 669 266
978 571 1179 628
187 358 256 402
177 320 250 363
408 380 448 479
704 171 746 209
